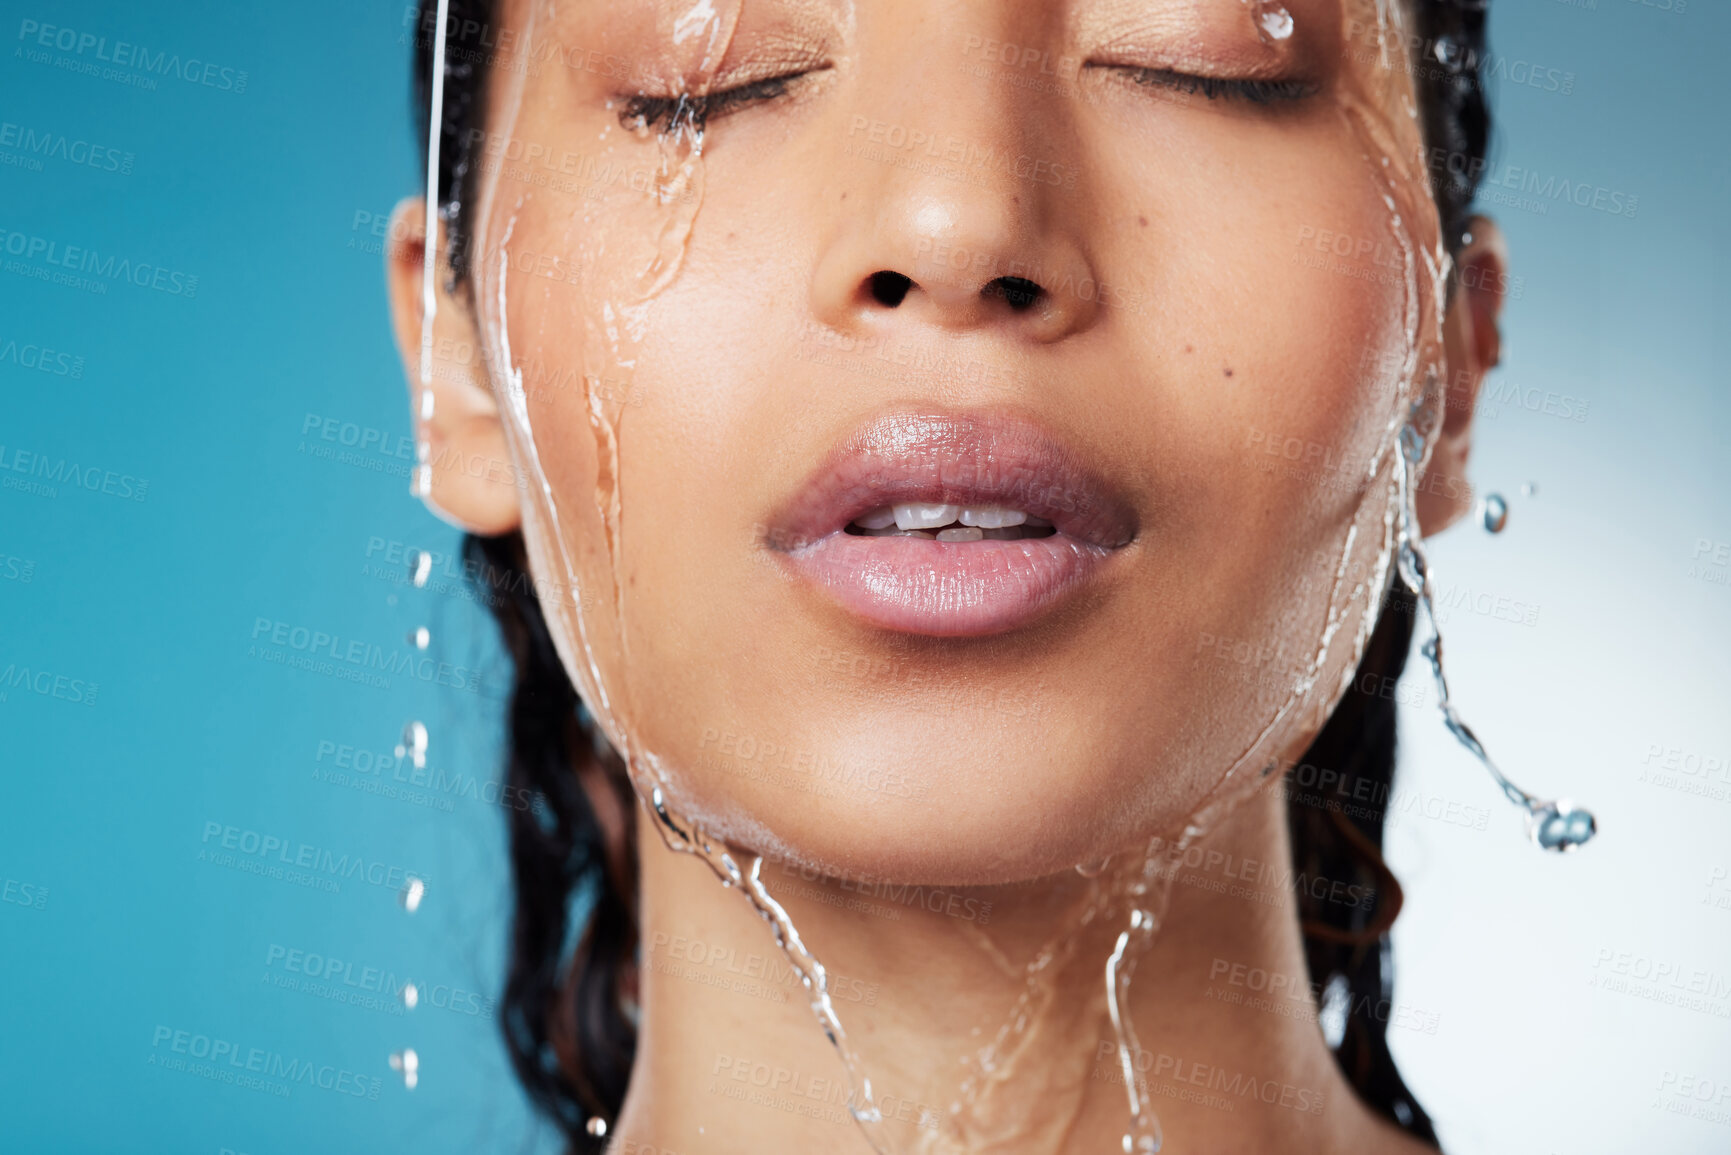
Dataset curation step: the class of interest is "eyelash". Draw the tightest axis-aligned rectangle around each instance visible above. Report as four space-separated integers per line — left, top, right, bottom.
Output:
616 61 1309 139
619 71 812 137
1118 67 1316 104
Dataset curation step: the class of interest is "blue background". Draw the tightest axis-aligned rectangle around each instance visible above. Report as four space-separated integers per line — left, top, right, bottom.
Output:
1 3 548 1153
1 2 1727 1154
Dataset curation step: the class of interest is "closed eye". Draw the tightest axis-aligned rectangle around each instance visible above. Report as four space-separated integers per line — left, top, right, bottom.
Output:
1108 66 1316 105
619 68 825 137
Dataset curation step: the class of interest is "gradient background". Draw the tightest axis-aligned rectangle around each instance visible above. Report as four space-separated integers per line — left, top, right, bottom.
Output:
1 2 1726 1153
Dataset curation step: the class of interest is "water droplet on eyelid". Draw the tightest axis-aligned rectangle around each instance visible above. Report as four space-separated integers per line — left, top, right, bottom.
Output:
1246 0 1294 42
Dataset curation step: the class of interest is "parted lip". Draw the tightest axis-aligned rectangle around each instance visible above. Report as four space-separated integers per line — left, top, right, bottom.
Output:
762 410 1139 637
763 410 1140 553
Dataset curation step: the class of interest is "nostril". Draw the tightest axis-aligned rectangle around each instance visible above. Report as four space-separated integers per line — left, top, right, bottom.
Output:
985 276 1042 311
869 271 913 308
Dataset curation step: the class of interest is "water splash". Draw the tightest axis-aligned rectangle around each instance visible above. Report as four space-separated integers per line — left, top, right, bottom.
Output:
408 0 1592 1149
638 776 894 1149
1394 413 1596 852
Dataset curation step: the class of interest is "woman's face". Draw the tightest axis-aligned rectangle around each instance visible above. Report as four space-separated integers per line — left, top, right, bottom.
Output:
457 0 1445 884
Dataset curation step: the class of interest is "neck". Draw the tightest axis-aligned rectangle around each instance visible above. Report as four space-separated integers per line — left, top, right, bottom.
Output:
615 784 1418 1153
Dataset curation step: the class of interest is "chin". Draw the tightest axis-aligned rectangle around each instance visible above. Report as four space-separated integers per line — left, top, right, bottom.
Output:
641 692 1213 888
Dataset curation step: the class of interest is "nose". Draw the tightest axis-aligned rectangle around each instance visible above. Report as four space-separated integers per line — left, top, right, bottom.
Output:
809 100 1101 346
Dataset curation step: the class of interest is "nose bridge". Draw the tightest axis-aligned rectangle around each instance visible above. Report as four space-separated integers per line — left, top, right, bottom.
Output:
810 15 1098 342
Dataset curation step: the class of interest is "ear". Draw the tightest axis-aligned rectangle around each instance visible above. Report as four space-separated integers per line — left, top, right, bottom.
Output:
385 197 521 536
1415 215 1508 536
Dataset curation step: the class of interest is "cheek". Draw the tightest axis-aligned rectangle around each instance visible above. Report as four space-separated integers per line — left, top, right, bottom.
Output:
1094 124 1410 577
598 276 816 799
1070 142 1413 804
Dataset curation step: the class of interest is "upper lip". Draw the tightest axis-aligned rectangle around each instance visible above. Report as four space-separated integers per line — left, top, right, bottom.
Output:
765 411 1139 552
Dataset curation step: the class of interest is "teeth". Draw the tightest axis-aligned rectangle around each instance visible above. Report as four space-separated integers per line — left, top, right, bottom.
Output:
850 502 1052 537
893 502 963 530
959 506 1028 529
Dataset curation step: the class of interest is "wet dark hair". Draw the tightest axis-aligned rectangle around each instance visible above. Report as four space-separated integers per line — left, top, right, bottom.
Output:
412 3 1489 1148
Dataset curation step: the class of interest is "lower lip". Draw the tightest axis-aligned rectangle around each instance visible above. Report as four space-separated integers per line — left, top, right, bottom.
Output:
783 532 1114 637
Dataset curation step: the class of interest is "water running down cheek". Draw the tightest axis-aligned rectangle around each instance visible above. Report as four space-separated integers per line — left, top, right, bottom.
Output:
426 0 1455 1150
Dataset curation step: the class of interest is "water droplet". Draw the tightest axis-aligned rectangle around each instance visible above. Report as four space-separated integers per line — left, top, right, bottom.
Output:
389 1047 419 1089
402 982 419 1010
409 626 430 650
401 876 425 913
1528 801 1596 852
1251 1 1293 41
1318 974 1349 1048
1521 481 1538 498
1398 421 1425 464
1479 493 1508 534
395 720 428 769
585 1117 609 1138
1397 542 1425 595
411 549 433 588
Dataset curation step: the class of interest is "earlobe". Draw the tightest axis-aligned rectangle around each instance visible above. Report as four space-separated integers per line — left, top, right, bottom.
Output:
384 197 522 537
1414 215 1509 537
